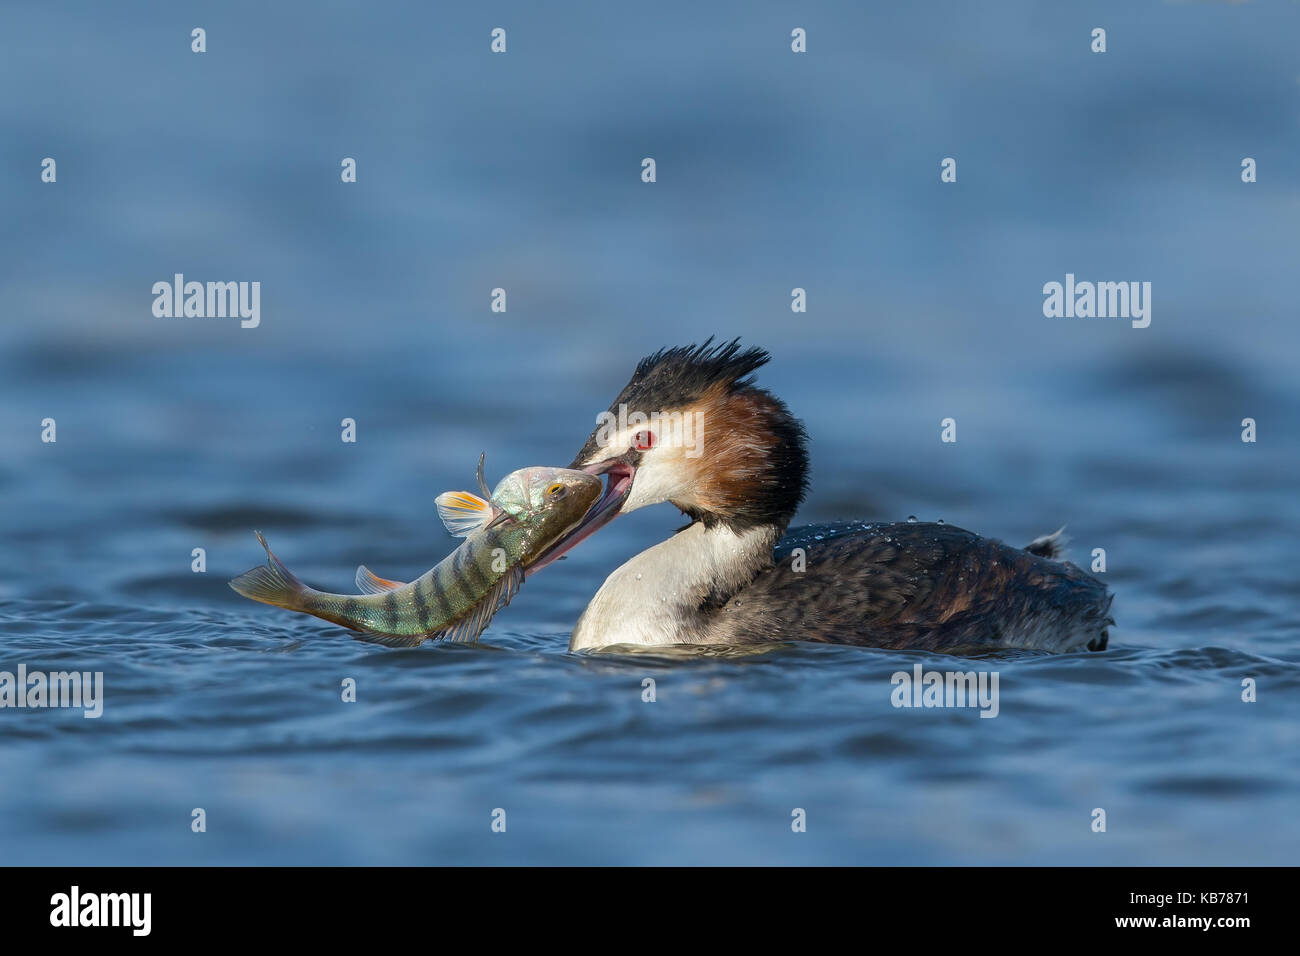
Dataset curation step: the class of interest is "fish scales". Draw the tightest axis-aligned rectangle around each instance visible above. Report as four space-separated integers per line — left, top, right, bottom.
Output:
229 466 602 645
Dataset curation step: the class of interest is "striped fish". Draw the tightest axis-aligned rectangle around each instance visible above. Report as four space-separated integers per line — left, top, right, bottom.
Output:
228 464 602 646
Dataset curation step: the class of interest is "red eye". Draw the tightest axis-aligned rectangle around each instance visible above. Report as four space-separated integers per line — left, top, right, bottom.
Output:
633 430 655 451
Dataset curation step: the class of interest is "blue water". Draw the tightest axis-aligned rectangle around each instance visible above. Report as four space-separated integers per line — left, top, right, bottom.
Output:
2 0 1298 864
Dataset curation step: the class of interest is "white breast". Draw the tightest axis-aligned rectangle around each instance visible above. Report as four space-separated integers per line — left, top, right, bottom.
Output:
569 522 777 650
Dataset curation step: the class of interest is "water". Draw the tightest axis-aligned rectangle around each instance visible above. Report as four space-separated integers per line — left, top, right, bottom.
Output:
2 1 1298 864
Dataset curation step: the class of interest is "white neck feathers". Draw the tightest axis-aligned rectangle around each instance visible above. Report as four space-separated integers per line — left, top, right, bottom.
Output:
569 521 778 650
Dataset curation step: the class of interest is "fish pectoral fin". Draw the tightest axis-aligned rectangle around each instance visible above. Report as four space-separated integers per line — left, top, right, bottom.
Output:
355 565 407 594
437 565 523 644
435 490 495 537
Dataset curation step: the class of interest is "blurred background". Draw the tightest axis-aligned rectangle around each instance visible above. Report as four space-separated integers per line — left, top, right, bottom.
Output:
1 0 1297 865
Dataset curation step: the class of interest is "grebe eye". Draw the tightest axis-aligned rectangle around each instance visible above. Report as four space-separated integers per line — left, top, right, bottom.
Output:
633 430 655 451
546 482 566 499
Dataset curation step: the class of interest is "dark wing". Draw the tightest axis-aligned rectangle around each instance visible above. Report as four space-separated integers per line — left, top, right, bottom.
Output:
718 522 1112 653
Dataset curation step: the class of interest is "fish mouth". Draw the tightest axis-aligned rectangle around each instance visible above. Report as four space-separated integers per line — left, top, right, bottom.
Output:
526 459 635 575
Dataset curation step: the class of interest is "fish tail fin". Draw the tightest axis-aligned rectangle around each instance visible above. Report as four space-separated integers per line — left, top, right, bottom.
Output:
229 531 311 610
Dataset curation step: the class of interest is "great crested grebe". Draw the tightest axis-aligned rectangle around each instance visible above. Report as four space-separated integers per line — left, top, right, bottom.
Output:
532 339 1114 653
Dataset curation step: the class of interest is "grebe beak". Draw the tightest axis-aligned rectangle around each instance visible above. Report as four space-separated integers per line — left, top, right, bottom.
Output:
525 457 636 575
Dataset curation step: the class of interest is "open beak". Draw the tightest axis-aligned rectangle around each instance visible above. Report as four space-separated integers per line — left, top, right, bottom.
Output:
525 457 635 576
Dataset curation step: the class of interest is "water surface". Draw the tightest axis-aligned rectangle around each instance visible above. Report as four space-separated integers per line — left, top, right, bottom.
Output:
1 0 1297 864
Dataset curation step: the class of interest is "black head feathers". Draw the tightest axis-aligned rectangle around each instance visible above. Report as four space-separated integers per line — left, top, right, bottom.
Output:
602 337 770 418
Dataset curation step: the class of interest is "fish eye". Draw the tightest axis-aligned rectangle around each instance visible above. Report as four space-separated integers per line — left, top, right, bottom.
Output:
546 481 566 499
633 430 655 451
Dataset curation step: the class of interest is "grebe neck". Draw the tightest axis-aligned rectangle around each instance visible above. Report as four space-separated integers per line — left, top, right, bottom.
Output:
569 520 780 650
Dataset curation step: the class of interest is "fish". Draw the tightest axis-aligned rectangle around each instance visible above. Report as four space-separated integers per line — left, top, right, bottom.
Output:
228 461 602 647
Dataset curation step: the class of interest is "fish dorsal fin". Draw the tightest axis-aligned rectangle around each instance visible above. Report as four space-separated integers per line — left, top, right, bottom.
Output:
435 490 494 537
355 565 407 594
437 565 523 643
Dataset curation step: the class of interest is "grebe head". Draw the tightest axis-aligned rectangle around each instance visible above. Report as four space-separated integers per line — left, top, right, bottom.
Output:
530 338 809 573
